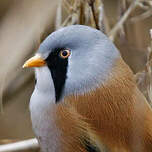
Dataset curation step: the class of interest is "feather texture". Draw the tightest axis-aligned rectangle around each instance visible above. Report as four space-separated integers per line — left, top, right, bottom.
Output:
61 57 152 152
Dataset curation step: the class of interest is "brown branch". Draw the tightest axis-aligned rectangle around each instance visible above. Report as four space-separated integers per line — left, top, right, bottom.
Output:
88 0 100 30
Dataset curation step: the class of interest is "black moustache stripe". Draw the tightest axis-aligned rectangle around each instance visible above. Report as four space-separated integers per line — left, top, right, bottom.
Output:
45 48 68 103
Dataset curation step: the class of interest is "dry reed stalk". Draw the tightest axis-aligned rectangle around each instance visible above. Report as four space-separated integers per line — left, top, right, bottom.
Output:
0 138 39 152
146 29 152 105
135 29 152 105
55 0 104 30
108 0 138 41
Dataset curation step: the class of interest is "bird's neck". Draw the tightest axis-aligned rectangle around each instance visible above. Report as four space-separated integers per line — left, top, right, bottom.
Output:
30 66 60 151
30 66 56 131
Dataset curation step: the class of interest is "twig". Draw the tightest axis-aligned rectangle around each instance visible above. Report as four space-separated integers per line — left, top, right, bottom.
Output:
88 0 100 30
129 8 152 23
70 0 79 25
79 0 85 25
145 29 152 104
63 0 76 13
71 13 78 25
62 0 71 14
63 0 71 9
108 0 138 41
0 73 5 114
136 1 150 10
0 138 39 152
84 2 91 25
98 5 103 31
61 14 73 27
150 29 152 39
55 0 63 30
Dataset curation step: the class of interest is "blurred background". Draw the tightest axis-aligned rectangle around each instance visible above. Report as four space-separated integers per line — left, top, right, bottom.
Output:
0 0 151 151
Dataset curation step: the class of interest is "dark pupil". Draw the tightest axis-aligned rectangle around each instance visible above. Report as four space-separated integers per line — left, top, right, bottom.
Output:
62 51 68 56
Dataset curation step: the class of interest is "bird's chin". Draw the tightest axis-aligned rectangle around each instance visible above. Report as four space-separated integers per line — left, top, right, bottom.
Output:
34 67 55 92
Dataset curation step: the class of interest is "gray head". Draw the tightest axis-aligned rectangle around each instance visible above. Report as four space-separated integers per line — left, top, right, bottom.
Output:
24 25 120 103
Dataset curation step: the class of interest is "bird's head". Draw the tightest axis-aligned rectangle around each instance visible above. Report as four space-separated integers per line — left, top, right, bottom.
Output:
23 25 120 103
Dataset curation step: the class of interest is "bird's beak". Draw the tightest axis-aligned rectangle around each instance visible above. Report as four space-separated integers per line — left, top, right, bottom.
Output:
22 54 46 68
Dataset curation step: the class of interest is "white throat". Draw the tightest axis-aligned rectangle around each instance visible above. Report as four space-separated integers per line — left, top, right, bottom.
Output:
30 66 55 113
29 66 61 152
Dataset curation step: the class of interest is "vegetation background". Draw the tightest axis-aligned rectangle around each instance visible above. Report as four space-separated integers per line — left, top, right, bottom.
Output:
0 0 151 151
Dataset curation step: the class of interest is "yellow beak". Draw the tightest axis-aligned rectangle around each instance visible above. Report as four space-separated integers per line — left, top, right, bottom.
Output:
22 54 46 68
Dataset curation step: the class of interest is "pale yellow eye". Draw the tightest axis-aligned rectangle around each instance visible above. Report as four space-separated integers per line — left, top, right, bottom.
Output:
59 50 71 59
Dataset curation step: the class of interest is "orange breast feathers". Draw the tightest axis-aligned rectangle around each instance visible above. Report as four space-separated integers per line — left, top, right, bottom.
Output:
53 57 152 152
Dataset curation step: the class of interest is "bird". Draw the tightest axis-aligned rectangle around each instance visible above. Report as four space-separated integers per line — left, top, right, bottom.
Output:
23 25 152 152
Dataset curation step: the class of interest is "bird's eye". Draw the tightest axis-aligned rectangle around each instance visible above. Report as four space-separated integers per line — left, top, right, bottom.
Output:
59 49 71 59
